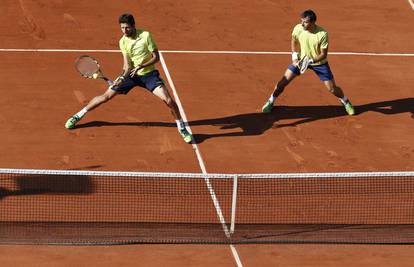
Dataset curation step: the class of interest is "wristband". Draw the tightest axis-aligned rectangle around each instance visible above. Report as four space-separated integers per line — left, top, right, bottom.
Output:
291 52 299 61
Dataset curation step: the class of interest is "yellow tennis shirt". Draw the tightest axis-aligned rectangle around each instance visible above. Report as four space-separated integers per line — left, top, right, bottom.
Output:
292 24 329 65
119 29 158 76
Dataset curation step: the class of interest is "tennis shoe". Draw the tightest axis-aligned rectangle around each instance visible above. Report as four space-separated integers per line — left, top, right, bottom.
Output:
179 128 193 144
261 100 274 113
65 115 81 129
343 101 355 116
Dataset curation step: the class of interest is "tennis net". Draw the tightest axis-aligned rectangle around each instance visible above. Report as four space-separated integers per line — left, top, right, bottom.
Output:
0 168 414 244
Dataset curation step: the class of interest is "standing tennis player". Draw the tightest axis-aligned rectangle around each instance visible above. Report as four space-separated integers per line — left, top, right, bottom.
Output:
261 10 355 116
65 13 193 144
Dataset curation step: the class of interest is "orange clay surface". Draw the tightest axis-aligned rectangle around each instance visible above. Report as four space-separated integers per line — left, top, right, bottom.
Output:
0 0 414 266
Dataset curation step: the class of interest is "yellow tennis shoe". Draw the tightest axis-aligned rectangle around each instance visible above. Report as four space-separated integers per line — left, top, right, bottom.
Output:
65 115 81 129
343 101 355 116
261 100 274 113
179 128 193 144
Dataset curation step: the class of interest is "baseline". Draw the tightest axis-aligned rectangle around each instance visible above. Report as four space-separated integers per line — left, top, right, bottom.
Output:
0 48 414 57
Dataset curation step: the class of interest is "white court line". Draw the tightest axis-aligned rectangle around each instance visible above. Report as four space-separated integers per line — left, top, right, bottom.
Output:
159 52 243 267
409 0 414 10
0 48 414 56
162 50 414 57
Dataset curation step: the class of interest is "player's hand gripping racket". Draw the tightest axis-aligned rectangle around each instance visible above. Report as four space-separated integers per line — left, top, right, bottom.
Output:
298 56 313 74
75 55 114 86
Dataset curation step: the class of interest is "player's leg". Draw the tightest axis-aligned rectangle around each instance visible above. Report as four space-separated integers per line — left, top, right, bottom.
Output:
141 70 193 144
152 85 193 143
65 88 118 129
262 66 299 113
323 79 354 115
311 63 355 116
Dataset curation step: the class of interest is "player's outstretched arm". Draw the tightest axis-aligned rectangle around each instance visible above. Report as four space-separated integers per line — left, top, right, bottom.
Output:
291 38 300 66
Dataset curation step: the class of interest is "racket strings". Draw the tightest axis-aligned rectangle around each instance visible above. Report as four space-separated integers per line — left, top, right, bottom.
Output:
299 56 310 74
75 57 100 77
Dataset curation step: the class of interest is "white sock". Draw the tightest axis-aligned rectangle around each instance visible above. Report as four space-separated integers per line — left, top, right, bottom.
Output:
176 119 185 130
268 95 275 103
75 107 88 118
339 96 348 105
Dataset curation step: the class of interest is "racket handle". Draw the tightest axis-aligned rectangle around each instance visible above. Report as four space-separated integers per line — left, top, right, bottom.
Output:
103 77 114 86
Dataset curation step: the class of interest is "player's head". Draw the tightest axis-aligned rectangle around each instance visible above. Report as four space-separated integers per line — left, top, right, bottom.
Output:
119 13 136 37
300 10 317 31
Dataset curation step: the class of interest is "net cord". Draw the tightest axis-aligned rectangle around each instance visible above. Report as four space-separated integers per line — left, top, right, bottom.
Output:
1 168 413 179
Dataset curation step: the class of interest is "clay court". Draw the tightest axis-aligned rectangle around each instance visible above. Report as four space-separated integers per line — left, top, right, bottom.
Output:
1 0 414 266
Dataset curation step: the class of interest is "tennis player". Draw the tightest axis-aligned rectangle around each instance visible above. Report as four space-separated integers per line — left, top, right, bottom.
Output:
65 13 193 144
261 10 355 116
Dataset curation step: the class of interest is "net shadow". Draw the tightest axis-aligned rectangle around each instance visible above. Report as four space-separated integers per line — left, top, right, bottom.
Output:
0 174 94 199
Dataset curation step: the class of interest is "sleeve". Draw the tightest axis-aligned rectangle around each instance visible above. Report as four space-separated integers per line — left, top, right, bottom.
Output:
146 32 158 52
320 31 329 49
291 24 300 41
119 38 127 55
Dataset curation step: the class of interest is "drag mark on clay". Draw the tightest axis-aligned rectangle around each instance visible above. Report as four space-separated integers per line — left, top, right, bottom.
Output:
18 0 46 40
61 155 70 165
73 90 86 104
159 133 178 154
285 146 307 171
63 13 80 28
281 128 304 147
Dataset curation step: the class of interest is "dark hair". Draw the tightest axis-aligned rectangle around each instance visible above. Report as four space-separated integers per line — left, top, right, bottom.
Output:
119 13 135 26
301 10 317 22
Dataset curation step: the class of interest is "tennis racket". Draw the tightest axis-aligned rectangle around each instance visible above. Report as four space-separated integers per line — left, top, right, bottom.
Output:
298 56 313 74
75 55 113 86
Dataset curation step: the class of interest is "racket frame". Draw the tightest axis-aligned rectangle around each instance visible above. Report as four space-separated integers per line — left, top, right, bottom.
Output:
75 55 113 85
299 56 311 74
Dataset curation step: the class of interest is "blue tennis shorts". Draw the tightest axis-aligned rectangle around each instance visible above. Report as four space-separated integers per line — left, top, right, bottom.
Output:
111 70 165 94
288 62 334 81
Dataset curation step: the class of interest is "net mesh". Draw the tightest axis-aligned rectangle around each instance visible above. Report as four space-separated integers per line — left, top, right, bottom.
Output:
75 56 99 77
1 169 414 244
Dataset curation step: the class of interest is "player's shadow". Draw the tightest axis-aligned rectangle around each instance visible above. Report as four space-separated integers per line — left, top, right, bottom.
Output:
75 121 174 129
74 98 414 144
190 97 414 143
0 174 94 200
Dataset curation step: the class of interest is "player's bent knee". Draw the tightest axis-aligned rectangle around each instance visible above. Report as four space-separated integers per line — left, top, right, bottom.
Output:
331 86 341 94
276 81 286 92
164 97 173 107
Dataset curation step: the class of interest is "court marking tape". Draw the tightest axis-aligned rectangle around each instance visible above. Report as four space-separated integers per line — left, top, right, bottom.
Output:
159 52 243 267
0 48 413 56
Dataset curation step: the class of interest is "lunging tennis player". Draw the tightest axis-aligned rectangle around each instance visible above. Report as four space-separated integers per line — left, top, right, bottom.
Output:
65 13 193 144
261 10 355 116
